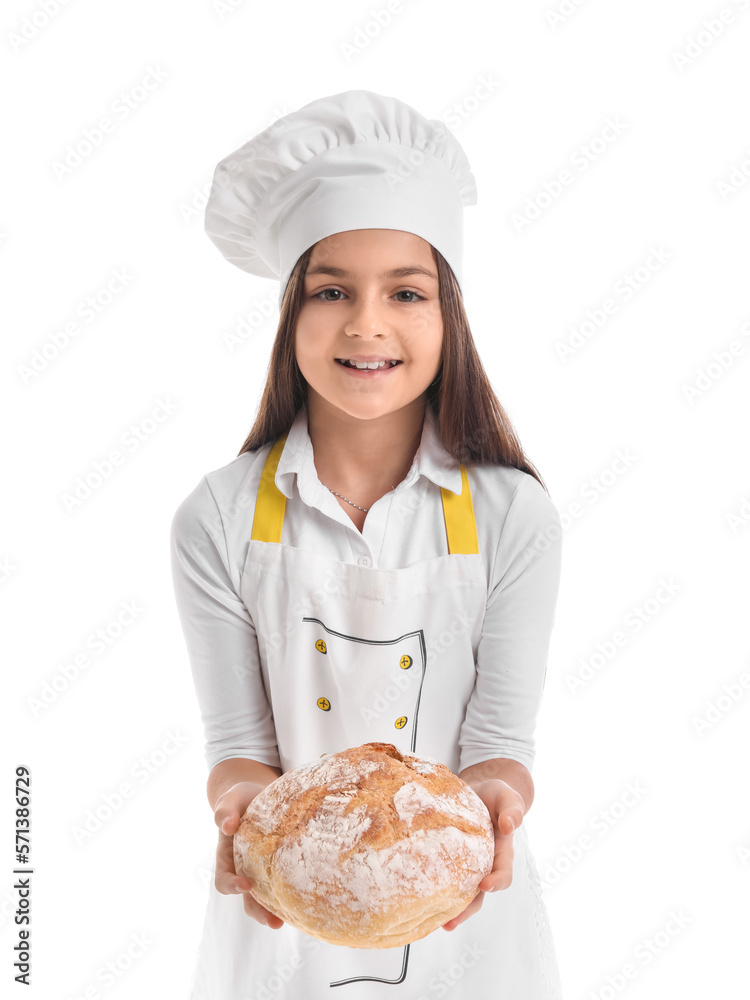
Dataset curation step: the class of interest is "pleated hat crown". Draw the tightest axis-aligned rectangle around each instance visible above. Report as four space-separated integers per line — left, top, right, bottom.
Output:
203 89 477 299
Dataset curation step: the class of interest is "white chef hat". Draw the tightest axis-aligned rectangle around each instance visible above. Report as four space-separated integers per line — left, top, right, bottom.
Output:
203 89 477 300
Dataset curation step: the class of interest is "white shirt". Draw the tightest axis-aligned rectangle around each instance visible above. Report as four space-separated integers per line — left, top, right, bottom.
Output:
170 403 563 777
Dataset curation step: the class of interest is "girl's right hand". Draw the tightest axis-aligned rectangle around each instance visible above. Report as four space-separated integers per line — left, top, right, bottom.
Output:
213 780 285 929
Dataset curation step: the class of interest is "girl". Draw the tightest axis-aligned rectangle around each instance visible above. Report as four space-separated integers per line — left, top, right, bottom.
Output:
171 90 563 998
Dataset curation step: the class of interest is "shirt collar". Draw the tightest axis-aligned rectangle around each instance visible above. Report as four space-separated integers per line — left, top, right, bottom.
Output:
273 403 464 504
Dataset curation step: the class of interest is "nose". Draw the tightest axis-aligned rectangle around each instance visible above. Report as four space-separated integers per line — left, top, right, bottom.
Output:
341 292 392 338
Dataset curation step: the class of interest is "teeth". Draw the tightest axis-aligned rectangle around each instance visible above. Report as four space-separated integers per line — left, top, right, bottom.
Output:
341 359 397 369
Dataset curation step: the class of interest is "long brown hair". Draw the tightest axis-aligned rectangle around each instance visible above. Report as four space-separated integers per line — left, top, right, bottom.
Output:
237 242 549 493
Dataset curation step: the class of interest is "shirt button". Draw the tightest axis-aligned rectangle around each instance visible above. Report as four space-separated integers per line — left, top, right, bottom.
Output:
358 555 371 567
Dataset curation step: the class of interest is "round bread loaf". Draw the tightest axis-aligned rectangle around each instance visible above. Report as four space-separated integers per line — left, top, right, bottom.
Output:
233 742 494 948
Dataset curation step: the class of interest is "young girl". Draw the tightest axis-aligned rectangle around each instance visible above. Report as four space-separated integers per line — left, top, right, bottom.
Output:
171 90 564 998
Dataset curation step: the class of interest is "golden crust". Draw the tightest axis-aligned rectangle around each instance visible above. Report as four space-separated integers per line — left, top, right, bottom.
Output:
233 743 494 948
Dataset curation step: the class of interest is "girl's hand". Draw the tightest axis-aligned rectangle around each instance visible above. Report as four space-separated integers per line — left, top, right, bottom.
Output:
441 779 525 932
213 780 285 929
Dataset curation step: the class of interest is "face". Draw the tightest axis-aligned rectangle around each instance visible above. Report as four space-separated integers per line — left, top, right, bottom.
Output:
295 229 443 422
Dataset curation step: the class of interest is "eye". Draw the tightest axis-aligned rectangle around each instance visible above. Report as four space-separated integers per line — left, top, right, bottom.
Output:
312 288 345 301
310 288 426 303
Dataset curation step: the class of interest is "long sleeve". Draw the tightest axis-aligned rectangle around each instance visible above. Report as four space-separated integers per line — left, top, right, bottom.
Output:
458 471 563 775
170 475 281 772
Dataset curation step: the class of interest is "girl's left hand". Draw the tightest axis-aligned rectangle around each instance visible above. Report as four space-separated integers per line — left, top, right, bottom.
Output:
441 779 525 932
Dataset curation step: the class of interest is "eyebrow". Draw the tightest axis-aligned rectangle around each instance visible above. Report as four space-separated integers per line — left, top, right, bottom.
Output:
304 264 438 281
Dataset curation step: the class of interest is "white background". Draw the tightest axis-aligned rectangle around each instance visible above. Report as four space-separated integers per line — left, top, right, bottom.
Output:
3 0 749 997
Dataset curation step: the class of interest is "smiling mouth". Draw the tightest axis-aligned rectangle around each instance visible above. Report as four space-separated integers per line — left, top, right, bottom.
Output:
336 359 403 370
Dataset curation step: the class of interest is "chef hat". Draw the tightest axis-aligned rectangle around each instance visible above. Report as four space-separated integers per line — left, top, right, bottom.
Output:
204 89 477 300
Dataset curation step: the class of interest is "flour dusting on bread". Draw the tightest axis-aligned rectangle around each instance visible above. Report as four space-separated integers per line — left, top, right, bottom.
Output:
233 742 494 948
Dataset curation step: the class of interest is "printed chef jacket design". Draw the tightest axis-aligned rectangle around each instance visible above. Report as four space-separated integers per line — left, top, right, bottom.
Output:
170 402 564 999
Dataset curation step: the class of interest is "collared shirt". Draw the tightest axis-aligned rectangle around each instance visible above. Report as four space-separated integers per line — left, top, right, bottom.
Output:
170 403 563 776
273 403 464 569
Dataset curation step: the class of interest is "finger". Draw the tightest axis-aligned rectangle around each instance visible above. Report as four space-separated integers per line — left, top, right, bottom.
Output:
442 890 483 930
442 890 484 931
214 801 241 836
501 804 525 833
215 831 281 918
215 832 252 895
480 814 517 892
242 890 285 929
214 784 258 836
223 875 255 894
219 814 239 836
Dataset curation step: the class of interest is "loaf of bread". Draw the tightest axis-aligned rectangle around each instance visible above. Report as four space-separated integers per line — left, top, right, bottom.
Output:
233 742 494 948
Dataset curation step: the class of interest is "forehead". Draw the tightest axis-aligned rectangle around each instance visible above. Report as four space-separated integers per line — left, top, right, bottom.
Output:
308 229 434 263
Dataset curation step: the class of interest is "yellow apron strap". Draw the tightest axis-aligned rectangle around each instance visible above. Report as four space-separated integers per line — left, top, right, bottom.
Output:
252 434 478 554
251 434 289 543
440 465 479 554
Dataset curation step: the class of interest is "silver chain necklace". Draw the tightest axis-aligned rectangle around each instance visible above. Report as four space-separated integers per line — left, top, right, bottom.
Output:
326 488 369 512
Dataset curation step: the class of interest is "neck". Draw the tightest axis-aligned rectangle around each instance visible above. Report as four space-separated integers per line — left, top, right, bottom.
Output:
305 392 427 501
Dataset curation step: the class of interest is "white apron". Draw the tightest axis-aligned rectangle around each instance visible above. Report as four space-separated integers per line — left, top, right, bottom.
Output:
190 436 563 999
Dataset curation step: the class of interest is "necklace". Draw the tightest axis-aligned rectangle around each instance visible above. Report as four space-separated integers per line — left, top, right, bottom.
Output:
326 488 369 512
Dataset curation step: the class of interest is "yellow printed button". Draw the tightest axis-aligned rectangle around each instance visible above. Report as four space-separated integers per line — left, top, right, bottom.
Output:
317 697 331 712
394 716 407 730
399 654 413 670
315 639 327 654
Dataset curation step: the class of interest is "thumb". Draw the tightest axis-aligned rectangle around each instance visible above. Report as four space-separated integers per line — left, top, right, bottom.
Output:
216 809 240 836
